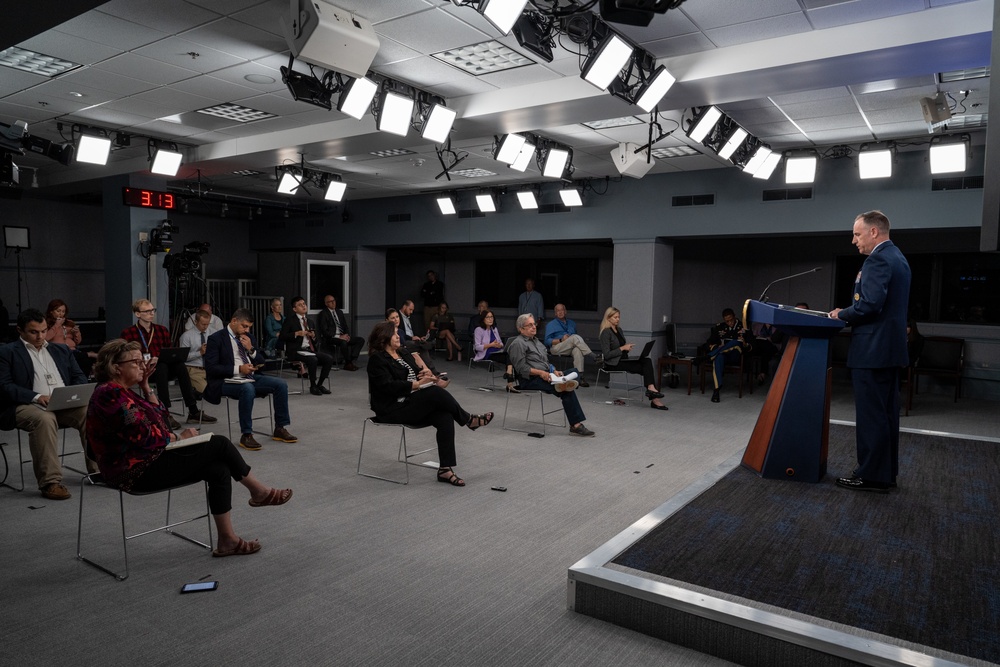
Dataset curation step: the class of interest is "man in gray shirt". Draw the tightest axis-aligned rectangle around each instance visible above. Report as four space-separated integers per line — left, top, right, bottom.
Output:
517 278 544 327
507 314 594 437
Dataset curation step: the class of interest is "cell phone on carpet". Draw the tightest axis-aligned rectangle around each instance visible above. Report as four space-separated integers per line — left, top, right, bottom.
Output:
181 581 219 594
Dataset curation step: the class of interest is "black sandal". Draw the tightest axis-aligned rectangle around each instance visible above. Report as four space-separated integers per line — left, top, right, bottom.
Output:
437 467 465 486
467 412 494 430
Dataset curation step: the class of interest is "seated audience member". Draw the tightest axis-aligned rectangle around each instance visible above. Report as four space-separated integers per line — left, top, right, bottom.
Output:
205 309 298 451
263 298 285 358
467 300 489 339
507 314 596 436
183 303 223 334
598 307 667 411
279 296 334 395
86 339 292 558
697 307 751 403
44 298 96 377
179 309 211 396
399 300 434 357
366 321 490 487
317 294 365 371
0 309 100 499
429 301 461 361
545 304 600 386
473 310 518 393
120 299 215 428
387 308 440 377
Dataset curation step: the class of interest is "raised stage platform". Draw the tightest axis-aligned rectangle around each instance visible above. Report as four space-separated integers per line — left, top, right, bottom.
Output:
568 422 1000 667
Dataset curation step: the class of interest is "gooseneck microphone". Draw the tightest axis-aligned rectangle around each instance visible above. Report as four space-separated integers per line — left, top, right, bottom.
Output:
758 267 822 303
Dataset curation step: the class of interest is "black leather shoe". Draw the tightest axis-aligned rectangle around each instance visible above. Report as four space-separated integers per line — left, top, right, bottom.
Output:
318 384 331 394
711 389 720 403
650 401 668 411
835 476 891 493
645 389 664 399
309 385 323 396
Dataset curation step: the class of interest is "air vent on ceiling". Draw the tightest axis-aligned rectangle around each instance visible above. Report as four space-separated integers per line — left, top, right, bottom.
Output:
762 187 813 201
672 194 714 207
388 213 411 223
539 203 570 214
931 175 983 191
458 209 486 219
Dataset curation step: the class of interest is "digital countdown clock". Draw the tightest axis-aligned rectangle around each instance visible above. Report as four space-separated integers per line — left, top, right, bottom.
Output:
122 187 176 210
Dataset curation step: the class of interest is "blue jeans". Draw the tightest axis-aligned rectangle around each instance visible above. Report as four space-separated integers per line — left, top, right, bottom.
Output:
518 367 586 426
219 374 290 435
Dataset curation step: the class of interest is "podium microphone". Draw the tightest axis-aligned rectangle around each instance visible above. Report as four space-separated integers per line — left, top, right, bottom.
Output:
758 267 822 303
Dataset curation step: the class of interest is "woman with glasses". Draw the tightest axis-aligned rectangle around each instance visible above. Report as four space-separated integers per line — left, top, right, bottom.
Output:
86 339 292 558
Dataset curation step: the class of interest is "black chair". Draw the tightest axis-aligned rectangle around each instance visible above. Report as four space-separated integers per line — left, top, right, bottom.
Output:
911 336 964 403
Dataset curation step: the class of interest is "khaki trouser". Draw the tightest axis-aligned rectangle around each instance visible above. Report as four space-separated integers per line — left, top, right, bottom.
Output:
15 404 96 489
186 366 207 393
549 334 593 371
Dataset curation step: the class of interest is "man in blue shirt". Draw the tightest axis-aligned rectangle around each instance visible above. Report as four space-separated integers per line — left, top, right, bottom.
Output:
545 304 600 386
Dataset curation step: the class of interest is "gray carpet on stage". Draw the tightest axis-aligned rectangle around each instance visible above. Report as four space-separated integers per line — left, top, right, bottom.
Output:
612 424 1000 663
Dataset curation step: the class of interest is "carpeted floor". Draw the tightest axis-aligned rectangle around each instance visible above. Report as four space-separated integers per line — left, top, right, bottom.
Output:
612 424 1000 663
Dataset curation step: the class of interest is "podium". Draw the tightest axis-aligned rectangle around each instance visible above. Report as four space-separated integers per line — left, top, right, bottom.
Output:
740 300 844 482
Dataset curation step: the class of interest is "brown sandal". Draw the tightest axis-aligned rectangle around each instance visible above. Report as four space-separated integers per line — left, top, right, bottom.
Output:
248 488 293 507
212 537 261 557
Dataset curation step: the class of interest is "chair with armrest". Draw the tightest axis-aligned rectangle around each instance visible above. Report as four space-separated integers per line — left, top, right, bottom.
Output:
911 336 964 403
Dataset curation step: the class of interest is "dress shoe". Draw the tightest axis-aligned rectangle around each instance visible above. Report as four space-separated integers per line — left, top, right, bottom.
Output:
711 389 720 403
41 482 71 500
318 384 331 394
168 415 182 430
344 362 359 372
650 401 668 411
272 426 298 443
577 380 590 388
835 476 891 493
310 385 323 395
239 434 262 451
569 424 595 437
645 389 664 400
187 410 217 423
553 379 579 393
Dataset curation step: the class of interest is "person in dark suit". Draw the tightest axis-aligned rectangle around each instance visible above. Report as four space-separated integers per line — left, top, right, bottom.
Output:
829 210 911 493
280 296 334 395
0 309 98 499
205 308 297 451
317 294 364 371
366 321 491 487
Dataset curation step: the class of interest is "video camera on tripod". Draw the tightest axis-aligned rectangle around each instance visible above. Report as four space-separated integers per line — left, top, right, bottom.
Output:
163 240 210 276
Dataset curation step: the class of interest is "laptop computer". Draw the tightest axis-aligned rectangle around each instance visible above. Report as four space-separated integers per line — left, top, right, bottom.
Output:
636 340 656 361
43 383 96 411
156 347 190 365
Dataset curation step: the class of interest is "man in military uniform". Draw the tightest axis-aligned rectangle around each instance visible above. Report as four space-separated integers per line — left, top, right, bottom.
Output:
699 308 750 403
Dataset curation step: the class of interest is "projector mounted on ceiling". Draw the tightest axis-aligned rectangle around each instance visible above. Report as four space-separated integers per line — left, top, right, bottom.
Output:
282 0 380 79
611 142 655 179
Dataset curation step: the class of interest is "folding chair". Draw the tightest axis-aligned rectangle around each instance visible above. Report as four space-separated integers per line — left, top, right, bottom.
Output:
357 417 435 485
593 366 643 405
1 427 74 492
76 473 213 581
502 387 566 435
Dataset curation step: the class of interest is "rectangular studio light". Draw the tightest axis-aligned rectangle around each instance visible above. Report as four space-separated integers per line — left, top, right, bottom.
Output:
635 66 676 113
582 33 633 91
717 127 748 161
495 133 526 164
277 171 302 194
785 156 817 184
753 151 782 180
377 91 414 136
516 190 538 209
150 147 182 176
480 0 530 35
859 149 892 179
687 106 722 143
421 104 457 144
542 147 570 178
338 76 378 120
559 188 583 207
324 179 346 201
742 146 771 175
475 193 497 213
510 141 535 172
929 143 966 174
436 196 456 215
75 134 111 165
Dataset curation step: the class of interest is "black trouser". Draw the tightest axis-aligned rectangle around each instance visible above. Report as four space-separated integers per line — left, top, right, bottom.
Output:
153 358 198 413
326 336 365 365
377 386 470 468
131 435 251 515
609 358 656 388
401 340 438 373
287 348 334 386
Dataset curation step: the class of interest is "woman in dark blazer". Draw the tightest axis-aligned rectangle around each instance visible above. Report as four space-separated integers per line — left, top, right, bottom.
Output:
598 306 667 410
366 321 492 487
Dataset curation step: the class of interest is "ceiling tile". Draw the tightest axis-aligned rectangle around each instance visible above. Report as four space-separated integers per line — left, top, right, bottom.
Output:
377 7 489 54
807 0 926 30
134 36 244 74
181 18 287 61
376 56 472 90
169 74 262 101
705 13 814 48
209 62 288 93
93 53 200 85
52 13 169 51
94 1 221 33
18 32 122 67
57 67 156 97
681 0 803 30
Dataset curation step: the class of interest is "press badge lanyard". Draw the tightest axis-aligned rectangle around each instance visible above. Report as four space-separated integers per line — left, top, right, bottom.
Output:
137 325 151 360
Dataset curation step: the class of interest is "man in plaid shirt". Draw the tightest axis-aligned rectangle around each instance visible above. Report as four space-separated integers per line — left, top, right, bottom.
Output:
120 299 216 428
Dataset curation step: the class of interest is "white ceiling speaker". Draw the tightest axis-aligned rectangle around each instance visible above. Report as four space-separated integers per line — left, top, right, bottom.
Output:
283 0 380 79
611 142 655 179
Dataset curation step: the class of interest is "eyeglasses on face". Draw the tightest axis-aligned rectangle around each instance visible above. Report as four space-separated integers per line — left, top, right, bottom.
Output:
139 308 157 314
117 358 146 366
